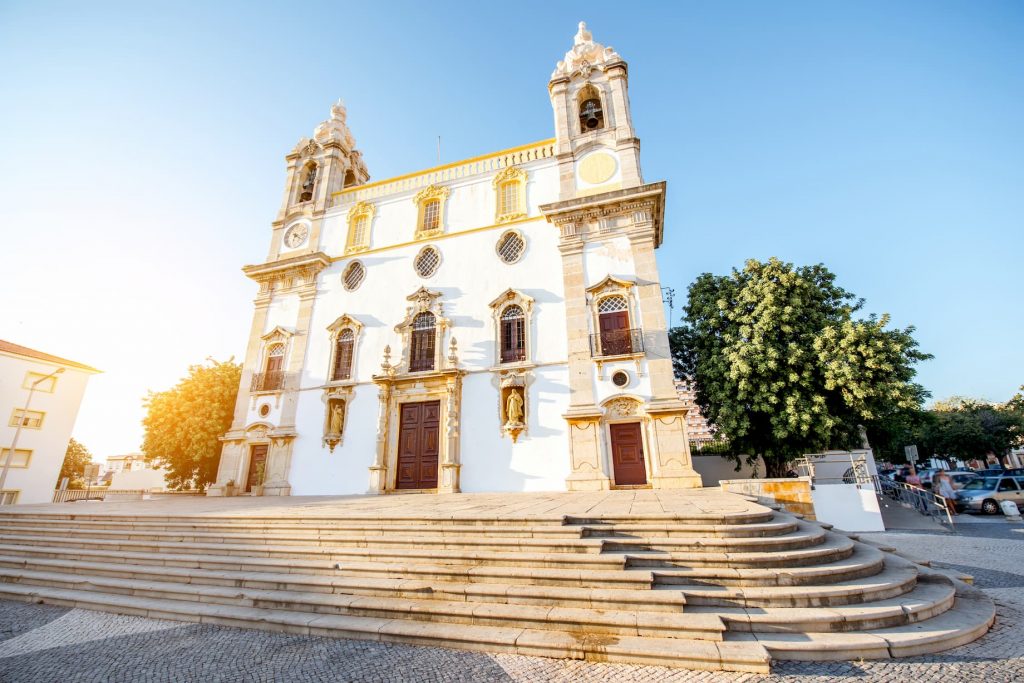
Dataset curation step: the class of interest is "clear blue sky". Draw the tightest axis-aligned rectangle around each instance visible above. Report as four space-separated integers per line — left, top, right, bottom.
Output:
1 1 1021 456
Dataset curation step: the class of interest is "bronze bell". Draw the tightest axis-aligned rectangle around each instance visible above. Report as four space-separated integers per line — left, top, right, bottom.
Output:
580 99 603 130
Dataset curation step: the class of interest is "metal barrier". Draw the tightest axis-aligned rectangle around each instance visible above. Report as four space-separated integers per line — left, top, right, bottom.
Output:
52 489 146 503
877 477 955 528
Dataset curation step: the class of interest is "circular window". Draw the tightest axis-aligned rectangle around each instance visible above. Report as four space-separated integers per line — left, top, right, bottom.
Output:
258 404 271 418
414 245 441 278
611 370 630 388
496 231 526 264
342 261 365 291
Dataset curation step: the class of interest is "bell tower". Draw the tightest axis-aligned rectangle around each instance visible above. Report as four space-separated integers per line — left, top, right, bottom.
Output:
542 23 702 490
548 22 642 200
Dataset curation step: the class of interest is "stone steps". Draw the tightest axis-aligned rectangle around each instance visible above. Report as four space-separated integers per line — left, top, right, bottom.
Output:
0 517 802 539
0 524 827 553
689 575 956 632
0 566 727 641
0 497 994 672
0 583 771 673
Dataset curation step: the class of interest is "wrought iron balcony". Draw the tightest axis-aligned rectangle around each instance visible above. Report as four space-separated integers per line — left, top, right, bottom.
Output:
589 329 645 358
250 371 288 393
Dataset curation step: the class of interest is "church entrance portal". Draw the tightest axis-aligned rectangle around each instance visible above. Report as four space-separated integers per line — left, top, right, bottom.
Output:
245 444 268 493
396 400 440 489
610 422 647 486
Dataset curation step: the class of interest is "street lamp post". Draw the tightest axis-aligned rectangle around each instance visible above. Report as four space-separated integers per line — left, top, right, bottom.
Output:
0 367 65 504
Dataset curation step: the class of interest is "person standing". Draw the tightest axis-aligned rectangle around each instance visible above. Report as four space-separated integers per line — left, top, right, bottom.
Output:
934 470 958 516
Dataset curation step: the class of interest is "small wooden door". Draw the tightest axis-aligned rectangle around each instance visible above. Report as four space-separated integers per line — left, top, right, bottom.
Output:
610 422 647 486
599 310 632 355
246 444 268 493
396 400 440 489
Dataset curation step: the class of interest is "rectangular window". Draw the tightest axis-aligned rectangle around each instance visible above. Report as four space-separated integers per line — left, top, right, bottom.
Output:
351 215 368 247
9 409 45 429
500 182 519 216
0 491 18 505
409 329 436 372
421 200 440 231
0 449 32 469
22 372 58 393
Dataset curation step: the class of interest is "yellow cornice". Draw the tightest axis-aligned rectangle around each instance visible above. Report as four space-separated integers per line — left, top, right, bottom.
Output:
328 215 542 263
331 138 556 199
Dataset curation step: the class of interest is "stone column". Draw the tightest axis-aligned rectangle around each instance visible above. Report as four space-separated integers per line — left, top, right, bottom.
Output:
559 233 610 490
367 382 391 493
207 294 271 497
627 221 702 489
438 374 462 494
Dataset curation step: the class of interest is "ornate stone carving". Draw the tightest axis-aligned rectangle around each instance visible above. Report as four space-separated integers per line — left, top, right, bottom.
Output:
604 396 644 419
497 369 531 443
551 22 622 80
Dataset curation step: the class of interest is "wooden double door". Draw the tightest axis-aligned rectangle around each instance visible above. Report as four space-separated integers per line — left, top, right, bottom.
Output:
609 422 648 486
396 400 440 489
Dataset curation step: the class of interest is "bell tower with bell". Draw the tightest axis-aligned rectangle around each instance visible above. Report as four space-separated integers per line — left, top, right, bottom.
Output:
548 22 642 200
542 23 702 491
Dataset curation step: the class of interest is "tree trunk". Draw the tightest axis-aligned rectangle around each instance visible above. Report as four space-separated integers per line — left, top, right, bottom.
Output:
763 456 789 479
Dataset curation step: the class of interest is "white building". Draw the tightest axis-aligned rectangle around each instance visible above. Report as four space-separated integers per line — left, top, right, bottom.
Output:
210 23 703 497
0 340 99 504
105 454 170 491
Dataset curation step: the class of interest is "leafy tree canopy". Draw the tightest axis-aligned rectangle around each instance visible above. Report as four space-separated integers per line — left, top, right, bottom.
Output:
919 395 1024 461
671 257 931 476
141 358 241 490
57 437 92 488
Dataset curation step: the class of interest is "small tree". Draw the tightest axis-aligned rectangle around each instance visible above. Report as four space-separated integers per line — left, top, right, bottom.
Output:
57 437 92 489
921 398 1024 462
672 257 930 477
141 358 241 490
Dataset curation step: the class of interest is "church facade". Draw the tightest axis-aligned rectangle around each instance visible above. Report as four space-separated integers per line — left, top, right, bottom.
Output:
208 23 703 497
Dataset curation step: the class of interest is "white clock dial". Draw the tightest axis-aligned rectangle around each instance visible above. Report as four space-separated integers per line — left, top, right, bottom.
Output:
284 224 308 248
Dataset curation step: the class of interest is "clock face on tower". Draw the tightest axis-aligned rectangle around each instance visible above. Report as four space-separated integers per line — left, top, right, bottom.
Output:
283 224 309 248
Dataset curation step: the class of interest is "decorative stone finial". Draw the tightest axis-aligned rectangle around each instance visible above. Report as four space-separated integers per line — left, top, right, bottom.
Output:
448 338 459 367
551 21 621 80
574 21 591 45
331 99 347 122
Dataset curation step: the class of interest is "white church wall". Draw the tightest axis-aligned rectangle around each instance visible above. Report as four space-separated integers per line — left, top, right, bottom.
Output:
460 366 572 493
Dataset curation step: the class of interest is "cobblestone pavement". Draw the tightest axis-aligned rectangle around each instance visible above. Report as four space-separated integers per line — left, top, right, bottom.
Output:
0 522 1022 682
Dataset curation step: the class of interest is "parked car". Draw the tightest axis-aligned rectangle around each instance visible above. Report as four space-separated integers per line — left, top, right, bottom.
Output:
948 472 978 489
955 474 1024 514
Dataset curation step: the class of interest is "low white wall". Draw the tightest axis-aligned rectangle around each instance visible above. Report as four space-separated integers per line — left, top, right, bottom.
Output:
692 455 763 486
109 468 168 491
811 483 884 532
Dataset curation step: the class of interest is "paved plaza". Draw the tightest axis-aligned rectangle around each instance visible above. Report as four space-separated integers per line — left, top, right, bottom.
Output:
0 506 1021 682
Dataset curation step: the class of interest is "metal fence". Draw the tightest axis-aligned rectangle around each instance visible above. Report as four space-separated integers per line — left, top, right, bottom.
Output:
52 489 146 503
877 477 956 528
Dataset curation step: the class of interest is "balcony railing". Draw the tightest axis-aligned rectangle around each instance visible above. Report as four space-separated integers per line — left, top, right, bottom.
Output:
250 371 288 393
589 329 645 358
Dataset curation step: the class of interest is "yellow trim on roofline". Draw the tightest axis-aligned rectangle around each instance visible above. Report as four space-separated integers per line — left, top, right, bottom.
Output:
332 138 556 198
328 215 543 263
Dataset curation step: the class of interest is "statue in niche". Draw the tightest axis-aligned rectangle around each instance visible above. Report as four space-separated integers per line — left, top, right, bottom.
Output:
329 401 345 436
505 389 524 426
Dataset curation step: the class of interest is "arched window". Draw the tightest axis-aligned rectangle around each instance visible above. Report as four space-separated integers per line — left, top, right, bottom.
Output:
597 295 632 355
332 329 355 381
299 162 318 202
500 305 526 363
409 312 436 372
577 84 604 133
492 166 527 223
265 343 285 374
343 169 357 188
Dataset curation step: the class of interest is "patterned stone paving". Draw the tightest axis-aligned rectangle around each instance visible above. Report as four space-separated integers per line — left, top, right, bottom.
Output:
0 514 1020 681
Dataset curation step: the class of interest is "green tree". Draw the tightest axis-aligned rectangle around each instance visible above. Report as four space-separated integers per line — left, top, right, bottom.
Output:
57 437 92 488
920 398 1024 461
141 358 241 490
672 257 930 477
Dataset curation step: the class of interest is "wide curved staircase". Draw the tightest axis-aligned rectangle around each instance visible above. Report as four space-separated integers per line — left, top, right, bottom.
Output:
0 492 994 673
